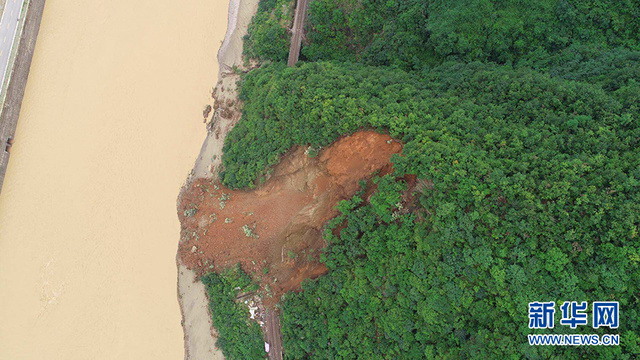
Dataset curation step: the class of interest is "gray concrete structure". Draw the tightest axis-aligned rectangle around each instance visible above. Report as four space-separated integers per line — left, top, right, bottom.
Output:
0 0 25 88
0 0 45 193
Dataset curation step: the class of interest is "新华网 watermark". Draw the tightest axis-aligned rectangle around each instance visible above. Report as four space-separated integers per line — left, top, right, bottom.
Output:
527 301 619 346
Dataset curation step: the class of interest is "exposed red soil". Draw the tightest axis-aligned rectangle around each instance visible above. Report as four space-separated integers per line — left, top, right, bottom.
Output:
177 131 402 306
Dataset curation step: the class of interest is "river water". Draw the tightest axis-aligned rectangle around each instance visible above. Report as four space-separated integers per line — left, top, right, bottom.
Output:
0 1 228 358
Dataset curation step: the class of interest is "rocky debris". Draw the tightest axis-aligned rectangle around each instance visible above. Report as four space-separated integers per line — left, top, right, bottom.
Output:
243 295 266 327
203 104 212 121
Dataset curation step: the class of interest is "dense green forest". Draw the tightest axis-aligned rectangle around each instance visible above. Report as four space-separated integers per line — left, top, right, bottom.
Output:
216 0 640 358
222 60 639 358
243 0 293 63
245 0 640 70
201 266 265 359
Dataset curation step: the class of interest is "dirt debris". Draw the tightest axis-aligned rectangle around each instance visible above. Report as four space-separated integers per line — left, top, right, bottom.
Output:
178 131 402 306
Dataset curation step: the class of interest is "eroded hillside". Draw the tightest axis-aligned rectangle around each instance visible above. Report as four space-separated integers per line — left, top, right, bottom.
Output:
178 131 401 305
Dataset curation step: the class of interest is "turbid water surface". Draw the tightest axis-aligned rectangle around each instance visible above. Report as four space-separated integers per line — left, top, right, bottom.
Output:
0 1 228 358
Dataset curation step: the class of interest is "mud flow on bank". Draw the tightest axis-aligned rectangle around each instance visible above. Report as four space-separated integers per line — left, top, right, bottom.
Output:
178 131 403 305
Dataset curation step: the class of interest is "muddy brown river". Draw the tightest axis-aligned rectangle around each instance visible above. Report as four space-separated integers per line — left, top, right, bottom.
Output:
0 0 228 358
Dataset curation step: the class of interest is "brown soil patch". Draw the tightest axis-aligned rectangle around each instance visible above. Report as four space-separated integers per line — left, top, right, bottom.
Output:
177 131 402 306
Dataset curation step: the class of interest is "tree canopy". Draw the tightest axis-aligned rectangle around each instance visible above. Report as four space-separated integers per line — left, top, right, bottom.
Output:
245 0 640 71
201 266 265 359
219 60 640 358
212 1 640 358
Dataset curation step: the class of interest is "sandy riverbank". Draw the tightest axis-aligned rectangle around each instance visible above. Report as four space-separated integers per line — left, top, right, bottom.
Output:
177 0 259 358
0 1 229 358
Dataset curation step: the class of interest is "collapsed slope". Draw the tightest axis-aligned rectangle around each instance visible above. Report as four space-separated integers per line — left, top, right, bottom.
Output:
178 131 401 305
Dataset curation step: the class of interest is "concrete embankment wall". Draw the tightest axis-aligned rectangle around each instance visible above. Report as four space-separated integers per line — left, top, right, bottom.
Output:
0 0 45 193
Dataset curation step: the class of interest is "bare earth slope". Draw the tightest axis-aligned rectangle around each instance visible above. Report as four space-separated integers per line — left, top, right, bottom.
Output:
179 132 402 307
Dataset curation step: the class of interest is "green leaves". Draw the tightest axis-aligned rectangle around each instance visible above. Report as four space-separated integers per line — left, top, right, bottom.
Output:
201 266 264 360
221 56 640 358
243 0 292 62
285 0 640 69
